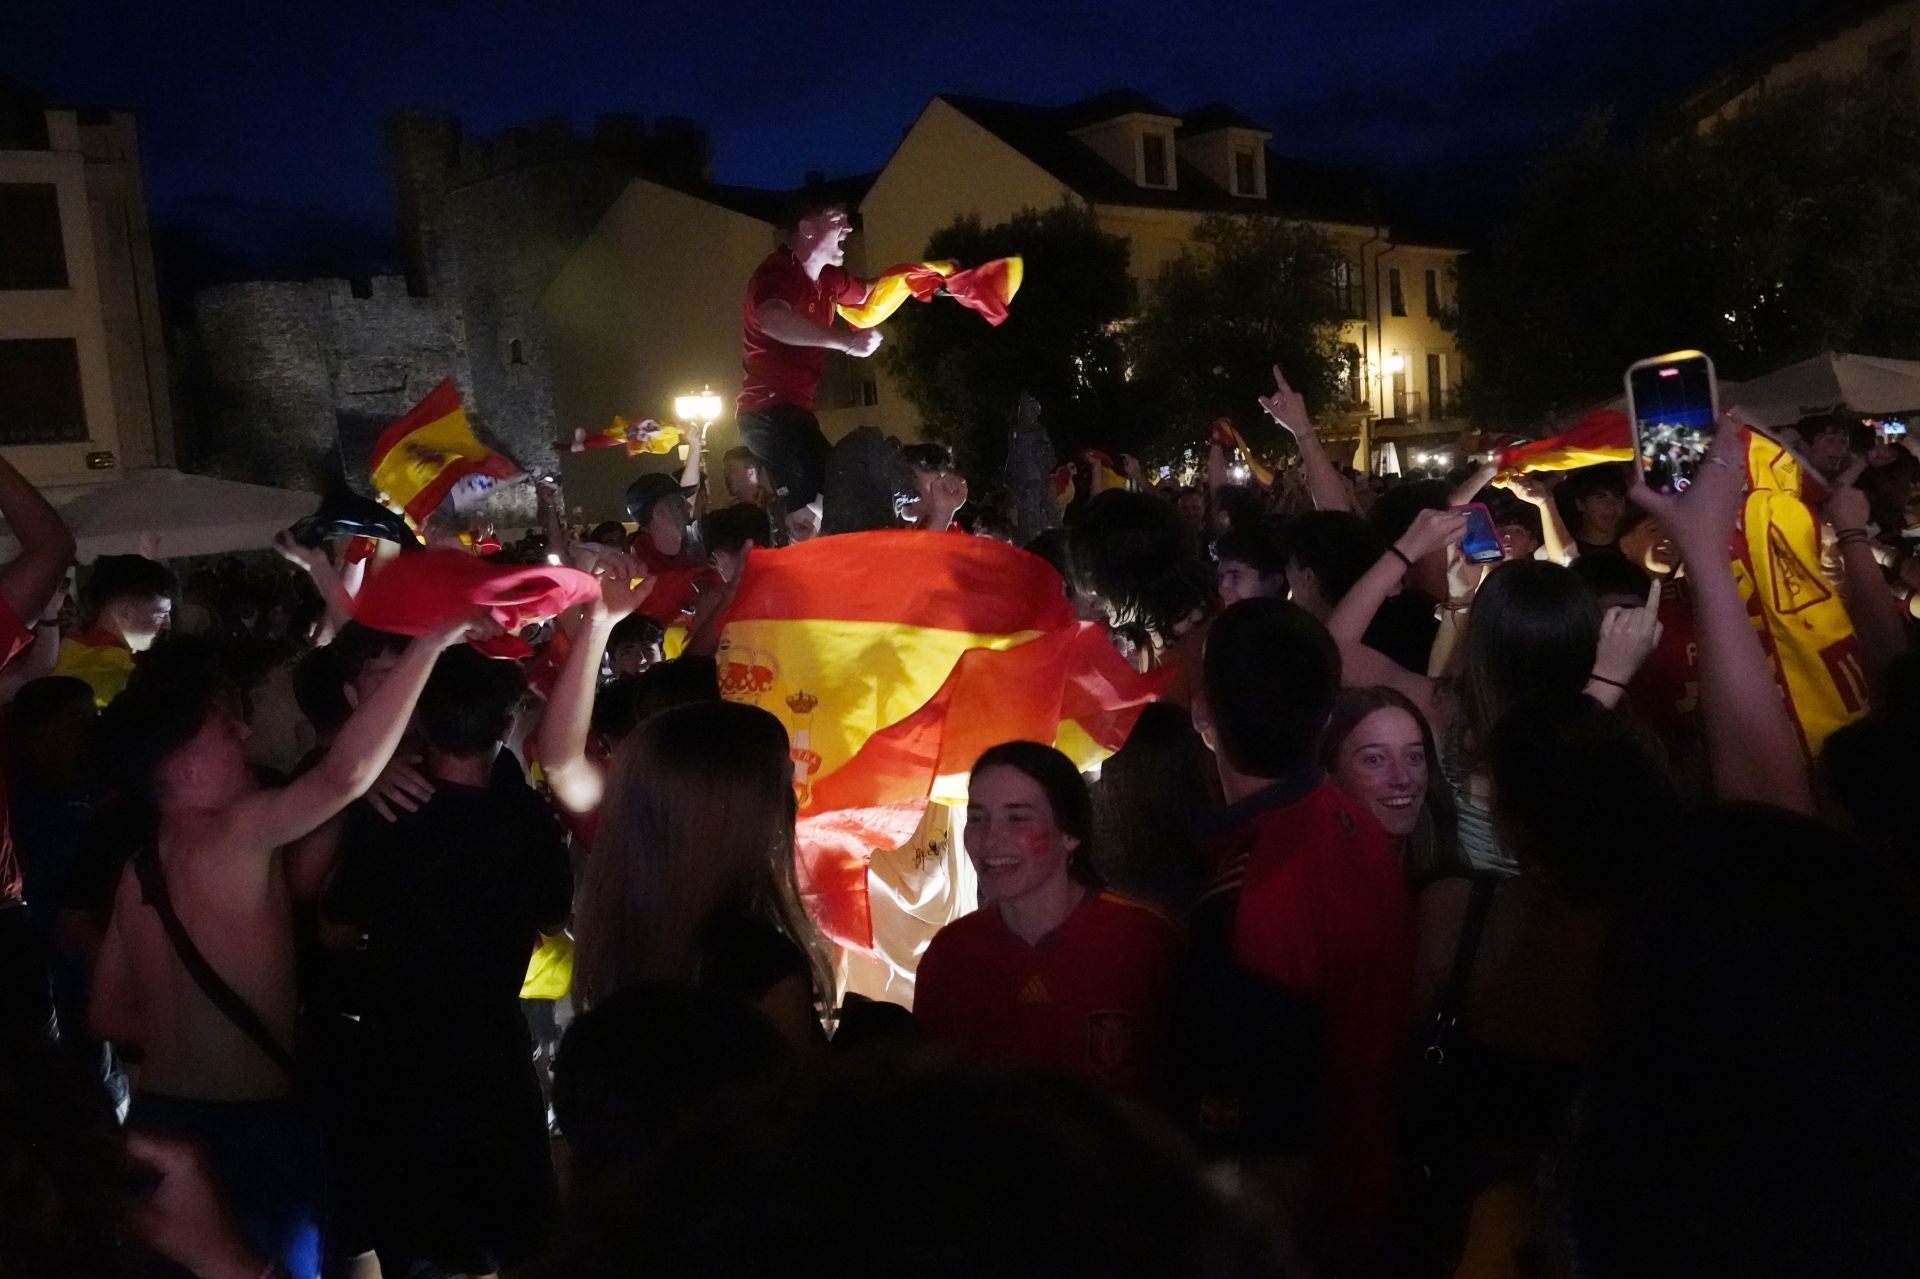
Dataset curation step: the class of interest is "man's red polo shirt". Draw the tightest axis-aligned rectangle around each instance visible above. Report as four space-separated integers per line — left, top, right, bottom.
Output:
738 250 868 413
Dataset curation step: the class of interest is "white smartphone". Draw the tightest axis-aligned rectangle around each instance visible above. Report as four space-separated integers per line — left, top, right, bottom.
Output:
1624 350 1719 496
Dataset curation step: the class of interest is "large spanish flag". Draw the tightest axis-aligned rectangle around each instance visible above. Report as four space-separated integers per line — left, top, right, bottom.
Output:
1211 417 1276 488
1731 428 1867 754
1493 409 1633 475
370 379 519 526
837 258 1024 329
718 530 1164 950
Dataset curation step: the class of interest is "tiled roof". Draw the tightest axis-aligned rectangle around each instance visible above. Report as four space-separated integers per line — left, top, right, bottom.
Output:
938 91 1382 226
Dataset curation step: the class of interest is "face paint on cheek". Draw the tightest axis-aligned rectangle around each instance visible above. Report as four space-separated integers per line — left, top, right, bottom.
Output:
1024 830 1054 860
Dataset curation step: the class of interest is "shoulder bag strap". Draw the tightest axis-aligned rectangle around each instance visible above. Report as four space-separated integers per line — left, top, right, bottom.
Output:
132 846 297 1078
1423 872 1501 1066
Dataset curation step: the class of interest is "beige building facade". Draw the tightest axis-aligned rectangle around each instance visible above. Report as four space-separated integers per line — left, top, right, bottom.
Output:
0 88 173 492
547 88 1469 467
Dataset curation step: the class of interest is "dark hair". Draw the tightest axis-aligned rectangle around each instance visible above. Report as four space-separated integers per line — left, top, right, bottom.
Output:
1090 703 1215 914
574 701 829 1013
776 191 849 236
901 442 954 473
1557 465 1629 521
1023 528 1071 581
1456 561 1600 763
1202 598 1340 778
1488 694 1677 898
625 473 684 526
0 1044 144 1279
608 612 666 657
1321 686 1462 888
581 1050 1289 1279
700 503 773 558
96 638 234 798
1796 411 1877 455
1570 548 1653 602
722 446 759 468
80 555 175 623
1367 478 1450 542
1067 490 1210 638
293 623 408 735
1489 494 1542 543
1284 511 1387 604
970 741 1099 886
1817 652 1920 864
418 645 526 758
5 676 96 786
1212 518 1289 579
1568 805 1920 1278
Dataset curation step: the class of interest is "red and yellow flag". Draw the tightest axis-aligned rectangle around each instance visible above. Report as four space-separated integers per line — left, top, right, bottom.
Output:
837 258 1025 329
717 531 1163 950
1731 428 1866 754
1493 409 1633 475
1211 417 1275 488
558 416 683 457
370 380 519 526
1051 463 1077 515
1083 450 1129 496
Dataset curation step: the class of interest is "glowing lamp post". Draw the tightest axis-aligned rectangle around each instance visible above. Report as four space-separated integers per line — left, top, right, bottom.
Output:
673 386 724 462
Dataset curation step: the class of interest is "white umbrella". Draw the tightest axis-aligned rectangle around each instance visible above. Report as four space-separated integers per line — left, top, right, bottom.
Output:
0 468 319 563
1722 351 1920 427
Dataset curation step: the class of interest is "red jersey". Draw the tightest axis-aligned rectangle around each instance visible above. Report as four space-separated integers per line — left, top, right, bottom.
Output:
0 602 36 902
914 889 1182 1101
738 250 868 413
1628 584 1701 764
1203 779 1414 1268
630 534 721 627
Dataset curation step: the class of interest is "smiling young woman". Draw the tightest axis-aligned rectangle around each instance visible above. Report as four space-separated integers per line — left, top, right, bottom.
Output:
912 742 1182 1103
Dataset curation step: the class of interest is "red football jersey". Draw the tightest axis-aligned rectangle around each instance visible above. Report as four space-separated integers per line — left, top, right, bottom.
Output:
1206 779 1414 1268
738 251 869 413
914 889 1182 1102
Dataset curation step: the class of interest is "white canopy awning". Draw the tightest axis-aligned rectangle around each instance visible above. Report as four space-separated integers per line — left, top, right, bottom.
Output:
1721 351 1920 427
0 468 319 563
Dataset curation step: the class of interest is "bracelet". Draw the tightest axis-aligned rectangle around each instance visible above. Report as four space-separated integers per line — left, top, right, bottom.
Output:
1587 672 1631 692
1386 544 1414 571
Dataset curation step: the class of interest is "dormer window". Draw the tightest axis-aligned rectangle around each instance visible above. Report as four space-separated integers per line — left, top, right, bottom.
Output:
1231 147 1258 196
1141 132 1173 188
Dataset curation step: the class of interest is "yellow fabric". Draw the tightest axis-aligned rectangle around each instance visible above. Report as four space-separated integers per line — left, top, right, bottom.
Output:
1733 430 1868 754
835 260 959 329
370 402 496 515
54 638 135 708
520 931 573 1001
717 617 1042 808
662 624 689 661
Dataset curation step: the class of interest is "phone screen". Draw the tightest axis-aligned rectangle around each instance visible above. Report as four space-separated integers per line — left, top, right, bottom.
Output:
1626 352 1718 495
1454 503 1504 564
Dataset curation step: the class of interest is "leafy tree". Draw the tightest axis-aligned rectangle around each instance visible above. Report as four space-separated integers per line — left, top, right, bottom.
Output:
1456 77 1920 427
1127 215 1352 463
881 204 1133 478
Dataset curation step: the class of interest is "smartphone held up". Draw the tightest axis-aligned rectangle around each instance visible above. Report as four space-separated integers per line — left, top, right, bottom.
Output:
1450 502 1506 564
1625 350 1718 496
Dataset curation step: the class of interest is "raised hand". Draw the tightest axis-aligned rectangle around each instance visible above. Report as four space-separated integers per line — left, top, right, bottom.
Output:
1257 365 1314 438
1593 578 1666 689
587 549 654 619
1494 472 1552 505
1823 458 1872 535
845 328 884 358
368 753 436 823
1394 507 1470 564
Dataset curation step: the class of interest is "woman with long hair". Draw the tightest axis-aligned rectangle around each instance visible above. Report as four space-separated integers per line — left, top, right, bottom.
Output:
914 742 1181 1102
1322 686 1463 890
573 701 832 1048
1326 514 1664 871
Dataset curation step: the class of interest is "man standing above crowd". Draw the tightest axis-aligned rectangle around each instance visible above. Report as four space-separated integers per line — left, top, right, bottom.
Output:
737 199 884 540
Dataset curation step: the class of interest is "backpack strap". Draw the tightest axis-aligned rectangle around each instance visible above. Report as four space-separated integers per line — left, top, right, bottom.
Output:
1423 872 1501 1066
132 846 296 1079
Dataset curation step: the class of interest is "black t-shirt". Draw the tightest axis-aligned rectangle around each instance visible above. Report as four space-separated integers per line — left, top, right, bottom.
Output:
1364 590 1441 675
697 914 811 1007
324 766 573 1075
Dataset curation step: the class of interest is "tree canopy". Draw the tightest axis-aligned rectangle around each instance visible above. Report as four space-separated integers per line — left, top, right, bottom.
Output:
1455 76 1920 428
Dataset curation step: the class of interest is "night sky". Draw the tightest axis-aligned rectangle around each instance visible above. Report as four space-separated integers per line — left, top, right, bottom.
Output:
12 0 1828 287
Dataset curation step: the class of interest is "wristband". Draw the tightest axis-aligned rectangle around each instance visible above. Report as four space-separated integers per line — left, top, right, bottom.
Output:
1387 544 1414 571
1587 672 1630 692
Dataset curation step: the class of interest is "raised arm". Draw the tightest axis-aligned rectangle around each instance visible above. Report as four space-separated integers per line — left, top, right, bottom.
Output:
535 552 652 816
757 301 883 356
273 532 355 642
1629 417 1815 814
1494 473 1576 564
0 578 67 703
1259 365 1353 514
0 453 76 626
228 620 479 850
1326 508 1466 720
1824 464 1910 690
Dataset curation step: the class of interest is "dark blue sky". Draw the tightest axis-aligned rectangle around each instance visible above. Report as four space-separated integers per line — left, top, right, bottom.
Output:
12 0 1823 264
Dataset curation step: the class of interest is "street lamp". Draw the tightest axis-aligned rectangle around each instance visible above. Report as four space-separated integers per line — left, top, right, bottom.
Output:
1385 351 1406 375
674 386 724 425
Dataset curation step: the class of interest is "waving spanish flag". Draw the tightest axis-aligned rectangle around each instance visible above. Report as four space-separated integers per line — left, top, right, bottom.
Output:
1732 427 1866 754
1211 417 1275 488
558 416 684 457
837 258 1024 329
718 531 1163 950
1493 409 1633 475
370 380 519 526
1084 450 1130 495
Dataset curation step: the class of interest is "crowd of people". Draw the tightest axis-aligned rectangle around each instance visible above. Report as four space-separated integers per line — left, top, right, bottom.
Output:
5 196 1920 1279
